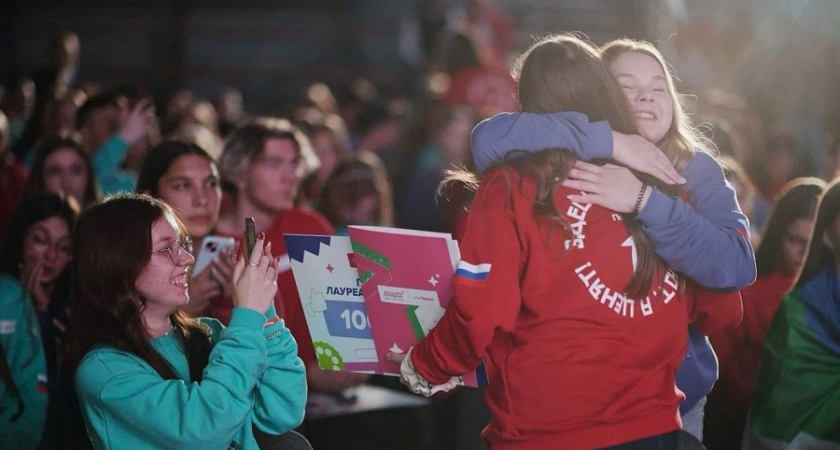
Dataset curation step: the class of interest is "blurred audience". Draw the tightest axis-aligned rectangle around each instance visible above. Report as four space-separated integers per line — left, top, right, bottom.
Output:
23 133 99 208
705 178 825 450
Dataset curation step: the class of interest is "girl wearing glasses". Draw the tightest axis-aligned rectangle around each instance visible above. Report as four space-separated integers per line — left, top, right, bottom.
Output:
66 194 306 449
0 192 77 449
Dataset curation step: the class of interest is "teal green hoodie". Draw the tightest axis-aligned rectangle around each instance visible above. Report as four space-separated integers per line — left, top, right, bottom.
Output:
0 274 48 450
76 307 306 449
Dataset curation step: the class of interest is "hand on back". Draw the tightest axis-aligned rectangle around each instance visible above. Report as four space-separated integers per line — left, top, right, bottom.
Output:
563 161 651 214
611 131 685 185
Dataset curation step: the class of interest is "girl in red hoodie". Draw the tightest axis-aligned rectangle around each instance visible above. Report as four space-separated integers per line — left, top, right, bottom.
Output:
390 34 695 450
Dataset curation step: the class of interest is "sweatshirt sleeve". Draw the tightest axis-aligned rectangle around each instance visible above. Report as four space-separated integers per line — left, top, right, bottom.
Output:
636 152 756 290
91 135 128 183
75 307 269 449
92 135 138 195
471 111 614 172
411 171 523 383
0 279 47 450
251 304 307 435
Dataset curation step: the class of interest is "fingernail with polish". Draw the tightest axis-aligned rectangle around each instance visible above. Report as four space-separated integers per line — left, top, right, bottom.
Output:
258 232 266 241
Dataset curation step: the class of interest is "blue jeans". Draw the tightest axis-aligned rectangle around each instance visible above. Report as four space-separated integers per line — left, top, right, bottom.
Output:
598 431 680 450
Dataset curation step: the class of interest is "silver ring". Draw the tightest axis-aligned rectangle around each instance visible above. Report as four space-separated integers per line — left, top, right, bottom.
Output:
248 262 258 268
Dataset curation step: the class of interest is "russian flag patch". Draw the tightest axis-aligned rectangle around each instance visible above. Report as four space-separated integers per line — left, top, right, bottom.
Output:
37 374 48 393
455 261 492 287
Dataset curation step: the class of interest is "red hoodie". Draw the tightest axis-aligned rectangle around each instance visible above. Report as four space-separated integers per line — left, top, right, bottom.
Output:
412 168 688 450
706 270 795 446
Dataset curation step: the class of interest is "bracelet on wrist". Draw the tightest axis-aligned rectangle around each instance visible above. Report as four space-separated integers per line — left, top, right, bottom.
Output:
264 316 281 327
633 183 648 216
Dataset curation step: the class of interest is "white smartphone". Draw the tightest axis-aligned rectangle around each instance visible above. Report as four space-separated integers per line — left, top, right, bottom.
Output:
193 235 236 275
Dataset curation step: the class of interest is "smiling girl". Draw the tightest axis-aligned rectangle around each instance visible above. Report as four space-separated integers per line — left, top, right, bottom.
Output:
470 38 755 439
67 194 306 449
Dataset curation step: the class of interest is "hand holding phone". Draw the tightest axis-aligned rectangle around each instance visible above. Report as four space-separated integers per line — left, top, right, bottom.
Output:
193 235 236 275
245 217 256 258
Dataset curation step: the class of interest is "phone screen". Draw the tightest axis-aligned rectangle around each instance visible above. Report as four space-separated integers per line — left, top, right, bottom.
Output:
245 217 256 258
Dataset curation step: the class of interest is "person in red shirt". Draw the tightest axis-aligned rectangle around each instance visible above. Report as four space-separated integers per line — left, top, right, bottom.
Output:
705 177 825 450
215 118 367 394
390 34 700 450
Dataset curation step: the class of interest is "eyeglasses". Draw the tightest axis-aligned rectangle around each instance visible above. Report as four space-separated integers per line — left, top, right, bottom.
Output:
152 237 194 266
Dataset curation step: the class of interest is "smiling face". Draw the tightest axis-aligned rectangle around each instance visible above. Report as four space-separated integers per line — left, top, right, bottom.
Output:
43 147 89 205
610 51 674 144
243 137 301 212
22 216 72 283
156 154 221 240
134 215 194 318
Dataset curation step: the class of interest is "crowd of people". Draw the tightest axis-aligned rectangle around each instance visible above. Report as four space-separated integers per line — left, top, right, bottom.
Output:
1 7 839 450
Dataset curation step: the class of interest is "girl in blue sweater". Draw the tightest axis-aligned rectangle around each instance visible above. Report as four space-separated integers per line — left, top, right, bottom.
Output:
67 194 307 450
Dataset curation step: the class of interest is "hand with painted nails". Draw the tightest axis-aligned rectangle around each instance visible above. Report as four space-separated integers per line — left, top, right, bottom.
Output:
563 161 651 214
232 237 277 313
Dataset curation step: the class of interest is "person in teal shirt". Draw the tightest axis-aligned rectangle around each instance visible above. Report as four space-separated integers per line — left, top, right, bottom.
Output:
67 194 307 450
0 192 78 449
0 274 48 450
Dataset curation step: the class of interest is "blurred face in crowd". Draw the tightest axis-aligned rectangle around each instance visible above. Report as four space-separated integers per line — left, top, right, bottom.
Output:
781 218 813 275
22 216 72 284
340 194 378 226
823 214 840 261
45 99 79 134
80 105 120 151
245 137 300 212
610 51 674 144
43 147 89 206
156 154 221 240
312 129 341 182
54 34 80 68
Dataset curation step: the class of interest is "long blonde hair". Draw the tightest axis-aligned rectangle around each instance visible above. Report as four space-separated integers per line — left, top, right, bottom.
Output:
601 39 712 173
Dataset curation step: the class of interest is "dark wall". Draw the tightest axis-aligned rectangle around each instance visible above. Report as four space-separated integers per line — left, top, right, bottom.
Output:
1 0 648 113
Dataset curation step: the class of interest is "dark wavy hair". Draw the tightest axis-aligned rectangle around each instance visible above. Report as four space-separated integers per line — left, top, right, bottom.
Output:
0 192 78 280
23 132 99 207
0 193 78 423
136 140 216 196
755 177 825 277
65 194 211 378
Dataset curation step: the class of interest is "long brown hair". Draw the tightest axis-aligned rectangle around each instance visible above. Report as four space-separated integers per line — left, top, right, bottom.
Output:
755 177 825 277
795 179 840 288
458 34 672 298
66 194 211 379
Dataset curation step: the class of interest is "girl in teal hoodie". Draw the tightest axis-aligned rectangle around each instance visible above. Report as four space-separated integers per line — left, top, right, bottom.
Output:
0 192 78 449
67 194 307 450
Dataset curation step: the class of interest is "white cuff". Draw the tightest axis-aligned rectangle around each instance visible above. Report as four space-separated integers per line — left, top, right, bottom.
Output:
399 348 461 397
